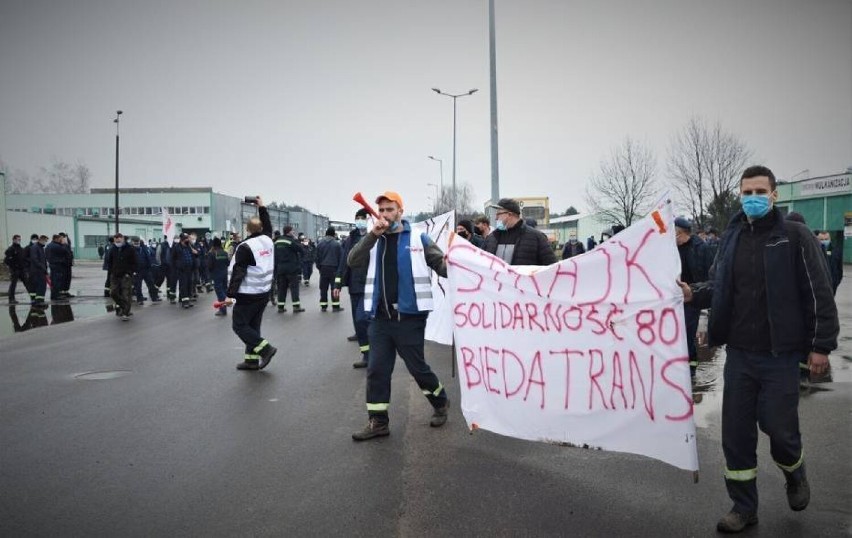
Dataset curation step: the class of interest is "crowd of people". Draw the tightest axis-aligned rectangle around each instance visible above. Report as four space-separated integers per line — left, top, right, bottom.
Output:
1 164 845 534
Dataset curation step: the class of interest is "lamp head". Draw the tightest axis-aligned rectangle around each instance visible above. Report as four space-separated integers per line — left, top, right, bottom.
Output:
431 88 441 94
468 89 478 95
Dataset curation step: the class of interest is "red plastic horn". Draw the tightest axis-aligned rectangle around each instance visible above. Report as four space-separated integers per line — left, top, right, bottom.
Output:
352 192 381 219
212 300 233 309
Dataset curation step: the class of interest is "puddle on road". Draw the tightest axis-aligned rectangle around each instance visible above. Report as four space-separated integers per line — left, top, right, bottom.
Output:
0 299 114 339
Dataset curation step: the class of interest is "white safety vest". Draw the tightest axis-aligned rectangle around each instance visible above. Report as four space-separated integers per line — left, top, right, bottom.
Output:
228 235 274 295
363 233 434 313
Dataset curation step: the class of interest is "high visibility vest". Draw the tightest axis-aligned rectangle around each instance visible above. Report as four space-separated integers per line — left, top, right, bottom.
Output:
363 230 433 315
228 235 274 294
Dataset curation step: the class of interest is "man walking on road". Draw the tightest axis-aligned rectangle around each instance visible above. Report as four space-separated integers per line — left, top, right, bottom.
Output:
274 225 305 313
108 233 137 321
316 226 343 312
4 234 25 303
347 191 449 440
337 208 371 368
682 165 838 534
225 196 277 371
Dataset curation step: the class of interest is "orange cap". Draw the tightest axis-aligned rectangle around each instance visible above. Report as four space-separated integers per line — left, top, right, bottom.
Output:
375 191 404 209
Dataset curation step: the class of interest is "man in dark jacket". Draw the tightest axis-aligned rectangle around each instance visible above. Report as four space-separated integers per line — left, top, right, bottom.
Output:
171 233 196 309
133 237 160 304
4 235 25 303
674 217 713 377
682 166 838 533
108 233 137 321
25 235 48 305
299 234 316 286
44 235 70 301
316 227 343 311
207 237 230 317
274 225 305 313
337 209 371 368
484 198 557 266
102 236 114 297
817 230 843 295
561 237 585 260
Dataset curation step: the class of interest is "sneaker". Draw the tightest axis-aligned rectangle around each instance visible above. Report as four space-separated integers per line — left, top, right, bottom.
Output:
716 511 758 533
352 417 390 441
786 477 810 511
352 359 368 369
430 400 450 427
237 360 259 371
347 334 358 342
258 344 278 370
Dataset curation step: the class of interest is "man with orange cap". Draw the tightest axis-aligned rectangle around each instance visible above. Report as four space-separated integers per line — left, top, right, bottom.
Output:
347 191 450 440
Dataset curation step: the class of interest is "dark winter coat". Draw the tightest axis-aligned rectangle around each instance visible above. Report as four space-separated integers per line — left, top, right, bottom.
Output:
108 243 137 278
691 208 838 355
316 236 342 269
483 220 557 266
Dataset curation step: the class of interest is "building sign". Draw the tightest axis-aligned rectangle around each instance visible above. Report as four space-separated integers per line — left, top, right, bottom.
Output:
798 174 851 197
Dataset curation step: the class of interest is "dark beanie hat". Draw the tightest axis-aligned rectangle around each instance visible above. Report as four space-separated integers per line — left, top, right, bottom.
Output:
326 226 336 237
457 219 474 235
211 237 222 248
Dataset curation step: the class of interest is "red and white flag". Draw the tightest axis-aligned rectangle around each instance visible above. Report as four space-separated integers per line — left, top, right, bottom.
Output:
162 207 176 244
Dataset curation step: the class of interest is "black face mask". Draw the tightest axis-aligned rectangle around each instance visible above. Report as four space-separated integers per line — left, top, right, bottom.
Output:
459 231 469 238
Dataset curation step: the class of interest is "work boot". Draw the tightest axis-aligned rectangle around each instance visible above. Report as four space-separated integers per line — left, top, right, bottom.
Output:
278 305 286 313
785 469 810 511
716 511 758 533
236 359 259 371
258 344 278 370
352 417 389 441
214 310 227 317
352 358 368 369
430 400 450 427
332 306 344 312
293 306 305 313
347 334 358 342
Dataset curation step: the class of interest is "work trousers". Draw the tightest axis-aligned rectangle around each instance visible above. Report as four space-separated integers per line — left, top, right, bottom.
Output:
213 273 228 313
134 269 159 300
318 266 338 309
301 262 313 283
722 347 804 514
177 268 193 305
166 266 177 300
684 304 701 372
110 274 134 315
7 268 24 300
276 272 302 307
350 292 370 356
104 271 112 295
366 316 447 423
29 272 47 303
232 298 268 356
49 265 67 300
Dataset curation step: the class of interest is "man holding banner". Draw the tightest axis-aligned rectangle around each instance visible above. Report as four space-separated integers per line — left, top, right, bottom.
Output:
347 191 450 441
684 165 838 533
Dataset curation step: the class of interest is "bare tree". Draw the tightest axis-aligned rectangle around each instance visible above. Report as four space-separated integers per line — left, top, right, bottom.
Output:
34 158 91 193
0 157 34 194
668 116 752 230
432 182 476 217
585 137 658 228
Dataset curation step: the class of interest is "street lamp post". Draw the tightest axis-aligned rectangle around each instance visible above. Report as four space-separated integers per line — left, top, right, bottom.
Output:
432 88 478 211
427 155 444 192
114 110 123 233
427 182 440 211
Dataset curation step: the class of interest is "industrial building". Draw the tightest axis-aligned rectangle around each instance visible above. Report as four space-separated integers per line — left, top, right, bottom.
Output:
1 187 330 260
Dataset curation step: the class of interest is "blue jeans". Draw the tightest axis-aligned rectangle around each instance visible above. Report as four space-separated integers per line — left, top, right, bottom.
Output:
722 347 804 514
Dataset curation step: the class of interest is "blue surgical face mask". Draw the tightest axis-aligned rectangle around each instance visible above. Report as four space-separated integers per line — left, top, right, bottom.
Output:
389 220 399 231
741 194 771 219
354 220 367 231
495 220 507 231
820 239 831 248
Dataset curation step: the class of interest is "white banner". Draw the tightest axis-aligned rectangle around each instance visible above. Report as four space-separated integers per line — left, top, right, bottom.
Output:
412 211 455 345
446 200 699 471
162 208 176 244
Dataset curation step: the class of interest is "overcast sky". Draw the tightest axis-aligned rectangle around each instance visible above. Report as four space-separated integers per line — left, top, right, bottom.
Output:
1 0 850 221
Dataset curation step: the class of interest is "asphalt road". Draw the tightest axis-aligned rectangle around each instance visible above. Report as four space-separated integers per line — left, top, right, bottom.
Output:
1 264 850 537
